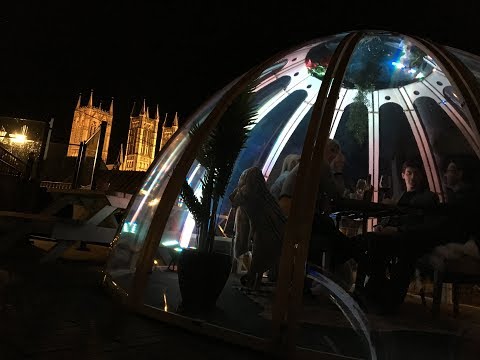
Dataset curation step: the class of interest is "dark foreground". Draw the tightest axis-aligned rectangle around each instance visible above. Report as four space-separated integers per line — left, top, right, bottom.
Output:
0 243 270 360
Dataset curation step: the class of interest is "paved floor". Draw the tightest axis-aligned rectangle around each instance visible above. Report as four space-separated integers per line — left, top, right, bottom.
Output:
2 241 480 360
0 243 272 360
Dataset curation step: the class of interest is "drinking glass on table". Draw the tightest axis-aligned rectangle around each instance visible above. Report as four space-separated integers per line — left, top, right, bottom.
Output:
379 175 392 201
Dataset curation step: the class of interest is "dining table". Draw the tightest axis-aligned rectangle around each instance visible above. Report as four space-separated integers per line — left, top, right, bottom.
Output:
330 197 399 235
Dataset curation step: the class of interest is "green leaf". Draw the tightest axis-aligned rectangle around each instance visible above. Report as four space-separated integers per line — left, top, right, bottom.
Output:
180 181 208 224
180 81 258 252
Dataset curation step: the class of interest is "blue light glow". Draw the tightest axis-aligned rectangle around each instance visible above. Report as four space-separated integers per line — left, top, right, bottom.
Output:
122 221 138 234
392 61 405 69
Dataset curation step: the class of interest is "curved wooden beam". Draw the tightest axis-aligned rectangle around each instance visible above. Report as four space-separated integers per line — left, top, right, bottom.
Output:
271 31 364 355
128 37 333 308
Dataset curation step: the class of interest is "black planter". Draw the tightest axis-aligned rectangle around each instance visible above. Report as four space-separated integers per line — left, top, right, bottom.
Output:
177 248 232 312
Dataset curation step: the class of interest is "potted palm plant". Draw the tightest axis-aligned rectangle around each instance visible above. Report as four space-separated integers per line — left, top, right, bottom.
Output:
178 82 258 311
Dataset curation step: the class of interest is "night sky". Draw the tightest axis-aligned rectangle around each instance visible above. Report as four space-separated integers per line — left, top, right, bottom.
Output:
1 0 479 163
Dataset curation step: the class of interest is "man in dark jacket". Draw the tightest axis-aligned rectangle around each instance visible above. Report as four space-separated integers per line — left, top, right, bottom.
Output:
357 160 441 313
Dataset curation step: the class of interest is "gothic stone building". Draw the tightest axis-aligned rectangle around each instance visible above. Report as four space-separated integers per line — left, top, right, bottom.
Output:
159 112 179 150
67 90 113 162
122 101 179 171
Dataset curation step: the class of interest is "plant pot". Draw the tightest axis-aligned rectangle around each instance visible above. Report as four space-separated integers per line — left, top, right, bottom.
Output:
177 248 232 312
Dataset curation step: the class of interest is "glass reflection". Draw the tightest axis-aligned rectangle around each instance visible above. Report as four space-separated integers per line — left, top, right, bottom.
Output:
293 33 480 357
106 85 236 290
141 35 346 340
106 31 480 358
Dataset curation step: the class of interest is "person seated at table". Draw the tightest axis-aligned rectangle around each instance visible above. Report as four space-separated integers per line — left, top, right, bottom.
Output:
356 159 442 313
373 159 439 234
278 139 356 275
444 157 475 204
270 154 301 201
279 139 346 215
441 157 480 246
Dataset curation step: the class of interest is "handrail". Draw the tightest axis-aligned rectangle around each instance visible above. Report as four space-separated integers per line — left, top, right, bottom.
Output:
0 158 22 176
0 143 27 166
39 181 72 190
0 144 26 176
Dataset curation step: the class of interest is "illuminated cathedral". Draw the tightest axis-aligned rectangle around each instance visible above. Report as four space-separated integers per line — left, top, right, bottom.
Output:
68 91 179 171
67 90 113 161
122 100 179 171
159 112 179 150
122 100 159 172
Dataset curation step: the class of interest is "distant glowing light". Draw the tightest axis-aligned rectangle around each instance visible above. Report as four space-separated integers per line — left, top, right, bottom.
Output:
174 247 183 252
10 134 27 143
153 259 158 265
9 125 29 144
163 292 168 312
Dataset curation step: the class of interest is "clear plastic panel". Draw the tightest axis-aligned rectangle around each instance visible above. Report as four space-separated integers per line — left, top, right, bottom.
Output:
142 35 346 340
106 31 480 356
298 264 376 359
446 46 480 86
106 81 237 290
295 33 480 358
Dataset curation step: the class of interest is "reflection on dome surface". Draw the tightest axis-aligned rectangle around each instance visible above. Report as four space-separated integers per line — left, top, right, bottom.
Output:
105 31 480 360
305 35 437 89
344 36 436 89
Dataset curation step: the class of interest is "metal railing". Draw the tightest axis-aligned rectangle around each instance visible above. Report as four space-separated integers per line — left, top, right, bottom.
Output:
39 181 72 190
0 144 27 177
72 121 107 189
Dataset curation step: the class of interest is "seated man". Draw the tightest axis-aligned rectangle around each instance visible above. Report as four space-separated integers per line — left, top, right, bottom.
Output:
357 160 441 313
374 159 439 234
441 157 480 247
445 158 475 204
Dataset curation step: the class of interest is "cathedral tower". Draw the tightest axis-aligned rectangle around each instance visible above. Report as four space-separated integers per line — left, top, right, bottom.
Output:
67 90 113 162
159 112 179 150
123 100 159 171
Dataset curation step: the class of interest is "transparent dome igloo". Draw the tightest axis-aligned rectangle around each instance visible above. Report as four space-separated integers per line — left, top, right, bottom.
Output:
105 31 480 358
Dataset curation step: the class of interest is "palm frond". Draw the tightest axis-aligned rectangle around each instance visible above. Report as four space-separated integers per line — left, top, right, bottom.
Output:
212 83 258 198
181 80 258 252
180 181 208 224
